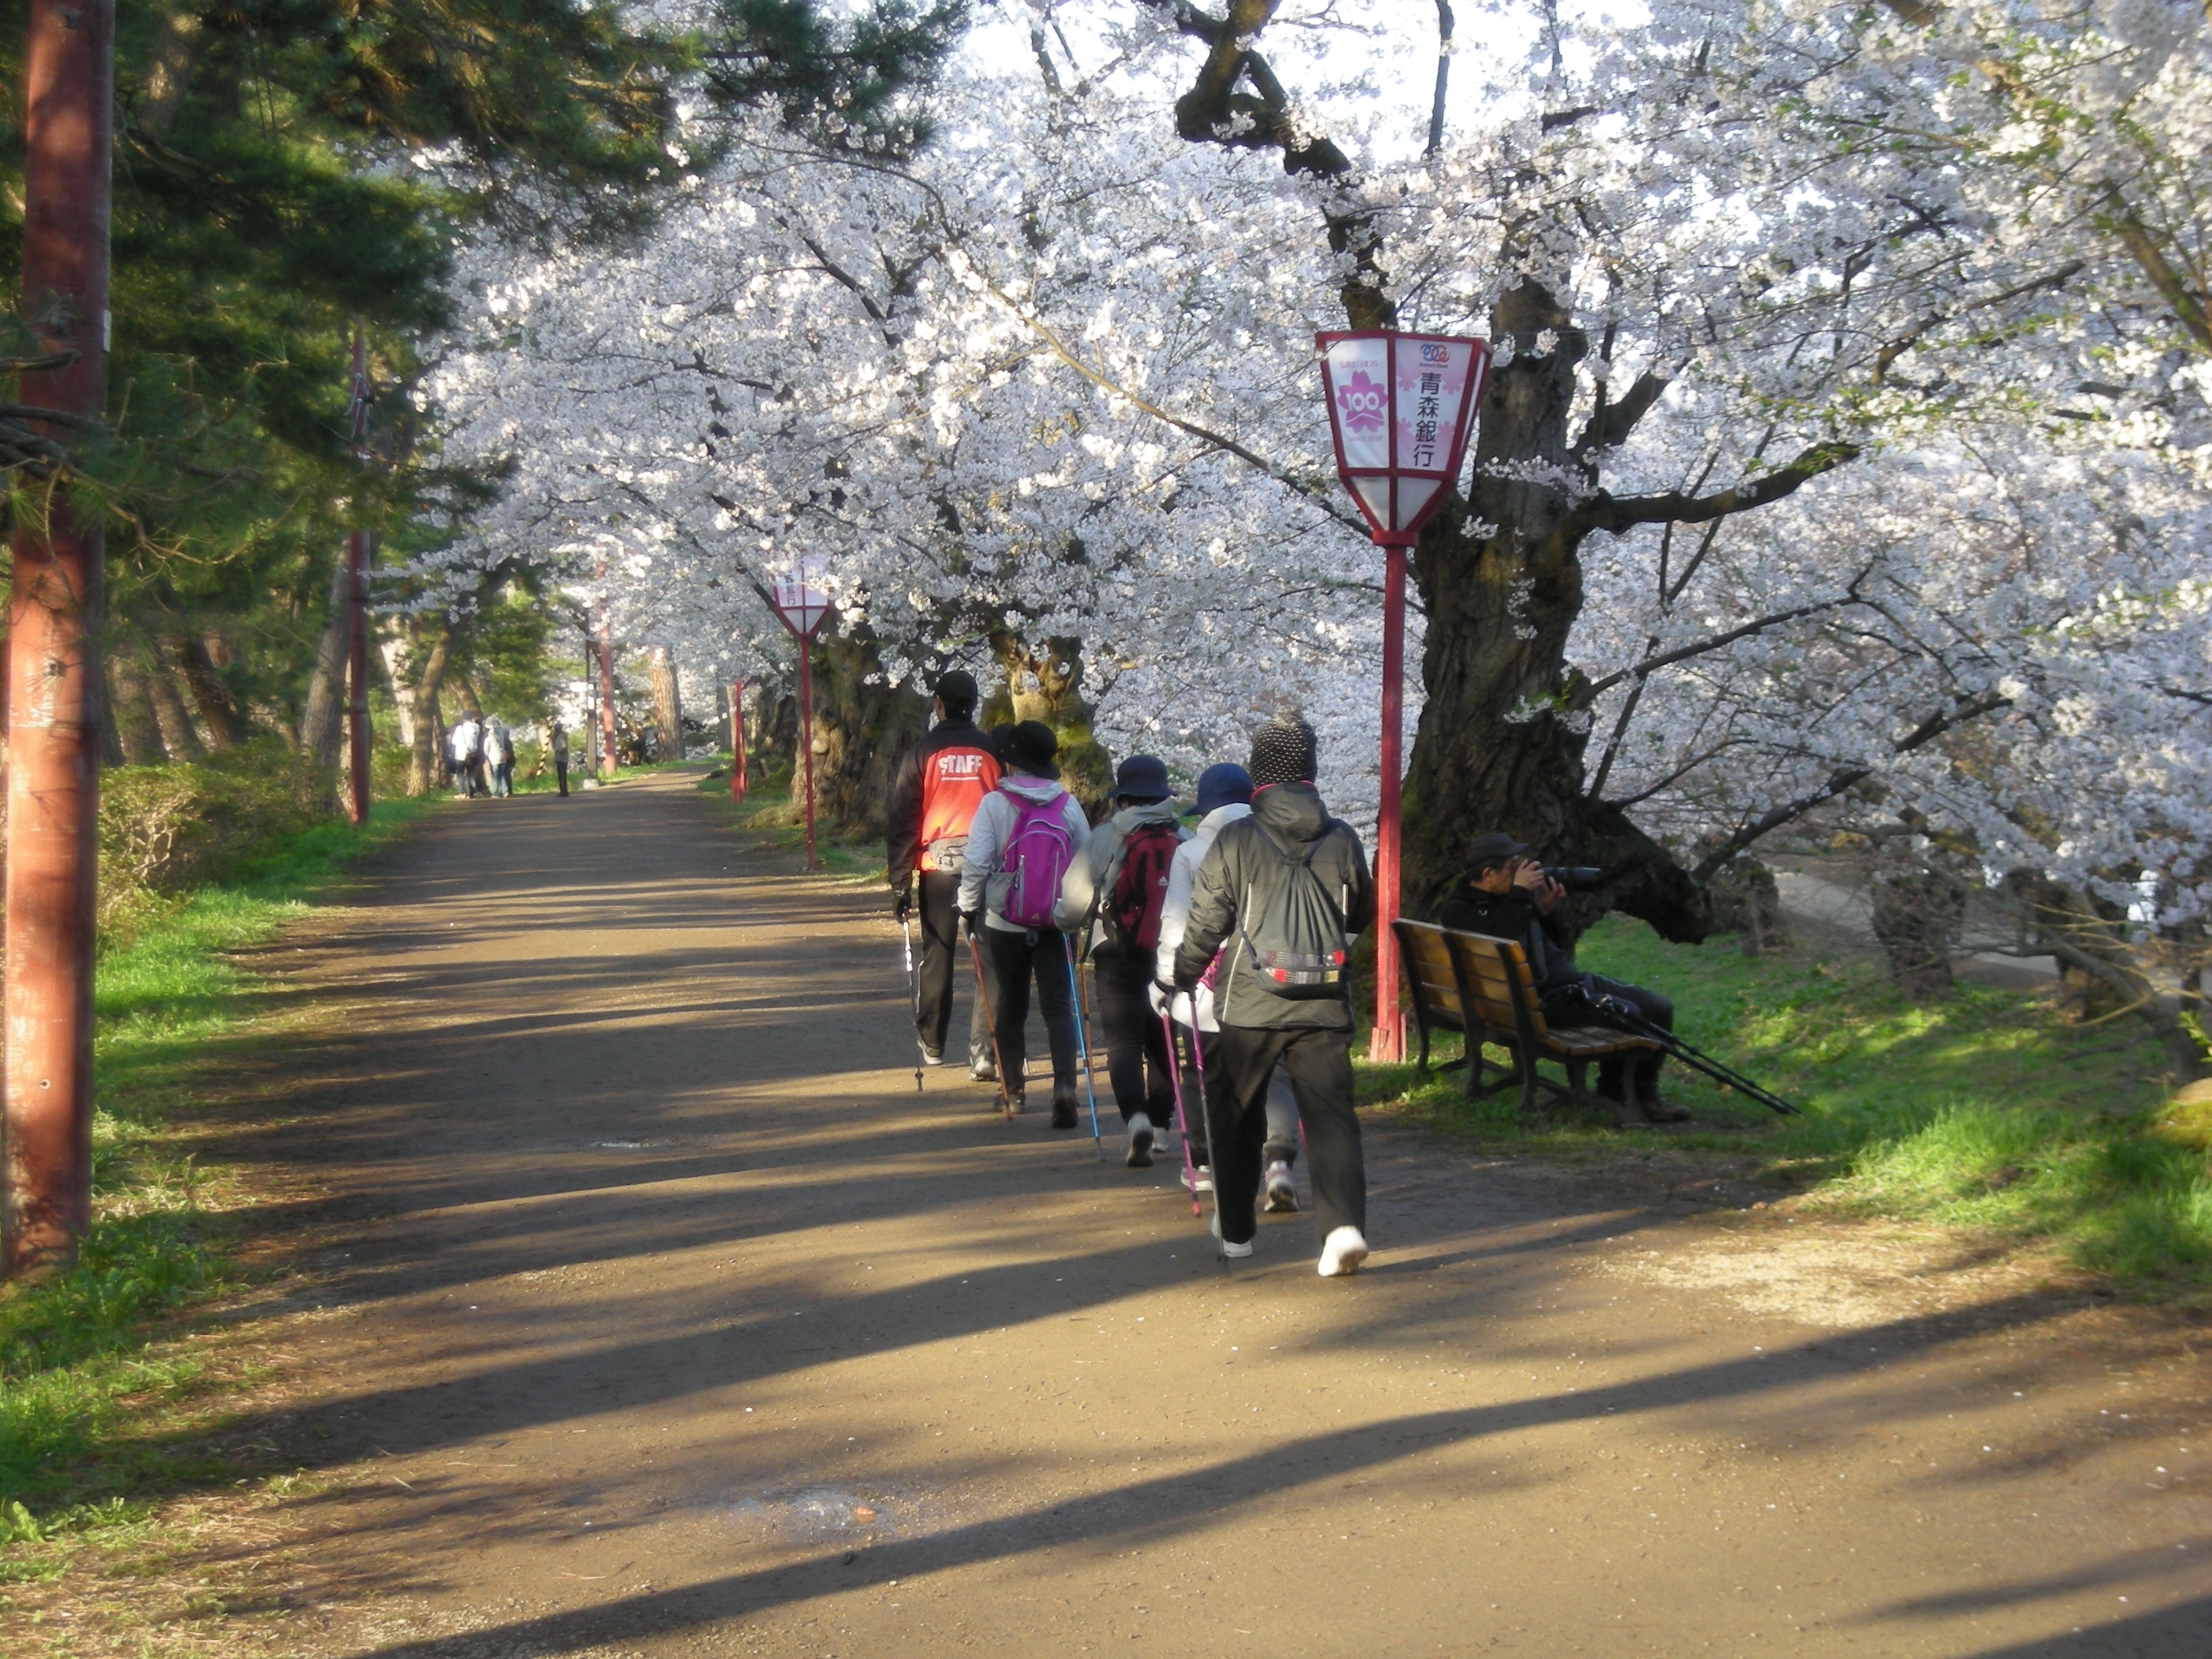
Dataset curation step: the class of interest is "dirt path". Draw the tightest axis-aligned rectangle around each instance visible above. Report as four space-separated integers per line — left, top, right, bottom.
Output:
204 773 2208 1658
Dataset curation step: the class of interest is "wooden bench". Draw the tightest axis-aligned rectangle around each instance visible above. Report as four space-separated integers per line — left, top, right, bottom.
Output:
1394 919 1662 1118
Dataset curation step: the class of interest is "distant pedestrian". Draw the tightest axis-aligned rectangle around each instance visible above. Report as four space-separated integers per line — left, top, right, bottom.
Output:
484 717 513 797
1057 754 1186 1166
958 721 1090 1121
447 715 483 798
1170 714 1374 1275
1154 763 1303 1209
552 721 570 796
886 671 1002 1075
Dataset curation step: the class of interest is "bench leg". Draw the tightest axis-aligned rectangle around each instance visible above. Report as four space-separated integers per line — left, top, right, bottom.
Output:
1566 1058 1588 1097
1415 1021 1431 1076
1516 1047 1539 1115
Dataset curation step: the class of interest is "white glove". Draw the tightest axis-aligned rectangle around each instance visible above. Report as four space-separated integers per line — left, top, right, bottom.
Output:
1147 980 1169 1015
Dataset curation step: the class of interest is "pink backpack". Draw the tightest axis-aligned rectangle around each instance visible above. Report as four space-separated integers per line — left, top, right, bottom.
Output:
998 788 1076 929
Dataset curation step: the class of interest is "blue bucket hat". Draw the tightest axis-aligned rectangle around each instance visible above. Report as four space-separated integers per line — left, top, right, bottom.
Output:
1194 763 1252 816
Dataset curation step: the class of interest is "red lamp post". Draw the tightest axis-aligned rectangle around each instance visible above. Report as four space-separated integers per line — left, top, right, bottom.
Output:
768 557 831 869
1316 330 1491 1061
729 678 747 803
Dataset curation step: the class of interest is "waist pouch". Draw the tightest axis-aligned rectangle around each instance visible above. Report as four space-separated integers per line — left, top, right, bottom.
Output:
925 835 968 873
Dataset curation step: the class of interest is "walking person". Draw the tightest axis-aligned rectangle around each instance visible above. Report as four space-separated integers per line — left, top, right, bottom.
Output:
552 721 570 796
1056 755 1187 1166
483 716 513 797
447 714 482 798
886 671 1003 1076
1169 714 1375 1275
957 721 1091 1120
1153 763 1303 1209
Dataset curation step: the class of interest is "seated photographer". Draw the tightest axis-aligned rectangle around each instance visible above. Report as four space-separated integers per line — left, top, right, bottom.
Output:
1436 832 1689 1123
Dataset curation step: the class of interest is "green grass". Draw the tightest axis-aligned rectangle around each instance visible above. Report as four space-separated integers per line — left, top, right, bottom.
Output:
0 796 437 1537
692 759 884 884
1362 916 2211 1289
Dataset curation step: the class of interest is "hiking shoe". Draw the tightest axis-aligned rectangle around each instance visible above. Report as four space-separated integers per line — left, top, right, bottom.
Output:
1640 1094 1692 1124
1264 1161 1298 1213
1210 1212 1254 1261
1182 1164 1213 1195
921 1045 944 1066
1318 1226 1369 1277
1125 1112 1155 1168
1050 1087 1080 1130
970 1057 997 1084
1002 1092 1026 1115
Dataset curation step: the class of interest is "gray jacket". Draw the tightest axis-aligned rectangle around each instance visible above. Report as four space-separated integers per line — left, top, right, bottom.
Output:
1172 781 1375 1031
1053 799 1187 952
957 774 1092 932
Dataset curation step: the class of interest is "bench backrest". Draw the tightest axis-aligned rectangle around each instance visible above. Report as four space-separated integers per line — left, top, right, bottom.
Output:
1443 930 1552 1043
1392 919 1468 1034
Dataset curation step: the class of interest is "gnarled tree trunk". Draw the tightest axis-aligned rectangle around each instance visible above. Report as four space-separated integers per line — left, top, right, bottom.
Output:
648 645 684 761
1403 283 1706 942
986 631 1110 817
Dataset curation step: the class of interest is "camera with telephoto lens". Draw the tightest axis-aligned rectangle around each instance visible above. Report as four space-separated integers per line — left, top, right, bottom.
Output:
1542 866 1606 891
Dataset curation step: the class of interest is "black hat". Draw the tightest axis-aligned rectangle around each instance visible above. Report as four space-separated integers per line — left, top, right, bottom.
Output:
1465 832 1530 870
1248 713 1318 788
932 669 979 711
1112 754 1170 801
1003 720 1060 778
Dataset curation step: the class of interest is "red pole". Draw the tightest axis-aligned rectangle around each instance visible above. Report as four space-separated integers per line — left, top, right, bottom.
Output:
597 600 616 779
344 328 372 826
1370 540 1406 1061
5 0 114 1279
729 678 746 802
797 648 817 868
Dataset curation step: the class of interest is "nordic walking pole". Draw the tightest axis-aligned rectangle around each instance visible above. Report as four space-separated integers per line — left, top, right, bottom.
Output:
900 915 924 1092
966 927 1014 1120
1161 1001 1202 1216
1064 934 1105 1158
1184 1007 1232 1267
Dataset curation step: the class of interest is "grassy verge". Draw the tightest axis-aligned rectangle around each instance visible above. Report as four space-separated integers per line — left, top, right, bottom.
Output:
691 760 884 884
1359 916 2210 1290
1 796 437 1553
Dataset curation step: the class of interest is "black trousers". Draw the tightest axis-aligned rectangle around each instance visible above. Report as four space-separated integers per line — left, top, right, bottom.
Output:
1545 972 1673 1097
1090 948 1174 1127
977 924 1078 1096
1210 1025 1364 1247
555 759 569 796
914 872 992 1064
1168 1025 1298 1171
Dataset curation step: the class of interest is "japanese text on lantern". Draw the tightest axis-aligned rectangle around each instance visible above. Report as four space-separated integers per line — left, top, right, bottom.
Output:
1411 370 1443 467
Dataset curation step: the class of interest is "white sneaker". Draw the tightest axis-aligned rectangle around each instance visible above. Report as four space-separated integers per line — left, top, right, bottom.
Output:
1210 1211 1254 1260
1264 1161 1298 1213
1181 1164 1213 1194
1317 1226 1369 1278
1125 1112 1154 1169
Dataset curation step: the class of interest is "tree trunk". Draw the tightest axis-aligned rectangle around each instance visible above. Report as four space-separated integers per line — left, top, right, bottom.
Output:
406 624 453 796
2013 872 2206 1082
145 642 204 759
1402 281 1706 942
451 672 484 719
107 647 166 764
808 622 930 838
1870 868 1964 1000
647 645 683 761
376 624 418 750
171 629 241 748
300 549 354 765
986 631 1110 818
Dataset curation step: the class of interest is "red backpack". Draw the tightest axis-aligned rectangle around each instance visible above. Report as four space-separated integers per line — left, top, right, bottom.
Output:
1105 823 1182 953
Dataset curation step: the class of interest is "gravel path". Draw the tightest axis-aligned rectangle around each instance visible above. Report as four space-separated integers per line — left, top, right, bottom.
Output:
223 773 2208 1658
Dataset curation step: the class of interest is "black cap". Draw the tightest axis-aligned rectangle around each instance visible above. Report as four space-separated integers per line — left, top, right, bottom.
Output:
1112 755 1170 801
1003 720 1060 778
1465 832 1530 870
932 669 979 710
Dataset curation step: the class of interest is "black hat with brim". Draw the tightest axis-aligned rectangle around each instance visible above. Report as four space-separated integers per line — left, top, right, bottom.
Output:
1465 832 1530 869
1004 719 1061 779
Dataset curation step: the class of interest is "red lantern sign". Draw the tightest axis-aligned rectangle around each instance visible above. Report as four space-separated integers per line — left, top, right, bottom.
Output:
1315 329 1490 1061
1316 331 1490 545
768 554 832 868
